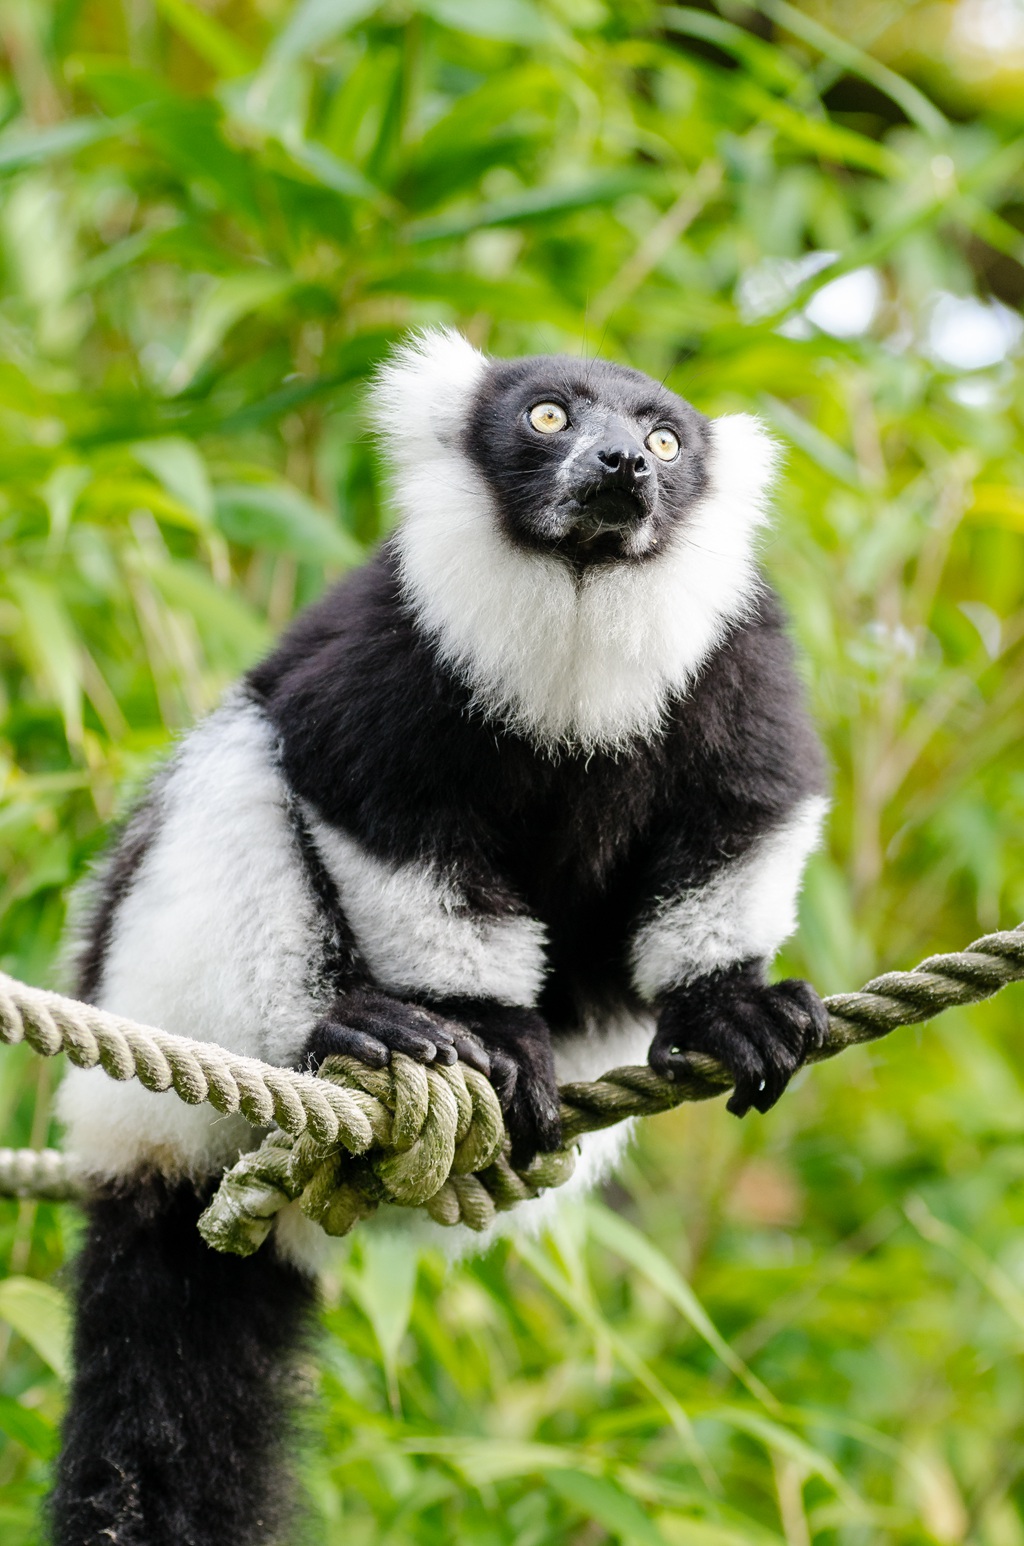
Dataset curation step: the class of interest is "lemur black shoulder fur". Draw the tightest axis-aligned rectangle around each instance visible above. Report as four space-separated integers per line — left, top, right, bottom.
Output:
52 331 827 1546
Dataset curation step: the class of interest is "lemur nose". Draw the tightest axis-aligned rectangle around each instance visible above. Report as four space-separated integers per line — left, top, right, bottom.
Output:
597 443 650 482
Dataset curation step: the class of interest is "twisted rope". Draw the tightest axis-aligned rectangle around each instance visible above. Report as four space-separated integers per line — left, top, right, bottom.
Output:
0 1147 85 1201
0 924 1021 1253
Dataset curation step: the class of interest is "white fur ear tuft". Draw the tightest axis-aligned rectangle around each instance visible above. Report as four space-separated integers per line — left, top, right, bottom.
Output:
369 327 489 456
708 413 782 527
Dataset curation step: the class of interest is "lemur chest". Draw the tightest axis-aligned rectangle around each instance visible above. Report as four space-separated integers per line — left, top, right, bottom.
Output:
303 739 670 1011
490 771 665 1001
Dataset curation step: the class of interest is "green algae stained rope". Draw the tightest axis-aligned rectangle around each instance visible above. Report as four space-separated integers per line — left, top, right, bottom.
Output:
0 924 1021 1253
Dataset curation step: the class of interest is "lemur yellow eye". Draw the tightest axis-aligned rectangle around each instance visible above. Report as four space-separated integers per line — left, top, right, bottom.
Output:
528 402 568 434
646 428 680 462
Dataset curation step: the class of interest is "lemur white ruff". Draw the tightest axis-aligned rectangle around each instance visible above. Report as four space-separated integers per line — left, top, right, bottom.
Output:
54 331 827 1546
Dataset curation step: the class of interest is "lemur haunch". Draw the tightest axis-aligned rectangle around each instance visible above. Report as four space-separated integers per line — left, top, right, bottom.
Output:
52 330 827 1546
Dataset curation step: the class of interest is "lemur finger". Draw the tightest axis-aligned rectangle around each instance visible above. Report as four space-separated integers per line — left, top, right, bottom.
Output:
505 1076 563 1167
344 1000 458 1064
730 1000 802 1071
772 978 829 1051
486 1048 518 1107
647 1036 686 1081
381 1025 457 1064
405 1006 457 1044
352 998 455 1045
728 1004 800 1110
703 1023 770 1117
306 1020 390 1072
450 1030 492 1076
758 986 815 1059
647 1023 765 1088
726 1061 768 1117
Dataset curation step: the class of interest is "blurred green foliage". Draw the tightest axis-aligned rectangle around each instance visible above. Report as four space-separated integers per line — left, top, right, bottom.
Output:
1 0 1023 1541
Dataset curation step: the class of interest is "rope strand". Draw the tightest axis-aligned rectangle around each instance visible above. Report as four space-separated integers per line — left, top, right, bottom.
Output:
0 923 1021 1252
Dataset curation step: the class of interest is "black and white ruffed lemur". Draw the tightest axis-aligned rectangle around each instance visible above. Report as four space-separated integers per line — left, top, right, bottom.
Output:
52 331 828 1545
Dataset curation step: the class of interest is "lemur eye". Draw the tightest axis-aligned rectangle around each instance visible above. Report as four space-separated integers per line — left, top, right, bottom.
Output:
646 428 680 462
528 402 568 434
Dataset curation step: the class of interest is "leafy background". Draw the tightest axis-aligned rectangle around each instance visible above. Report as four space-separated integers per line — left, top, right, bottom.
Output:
1 0 1023 1541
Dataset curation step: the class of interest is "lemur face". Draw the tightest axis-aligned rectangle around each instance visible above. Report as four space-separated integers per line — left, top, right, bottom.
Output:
463 355 712 566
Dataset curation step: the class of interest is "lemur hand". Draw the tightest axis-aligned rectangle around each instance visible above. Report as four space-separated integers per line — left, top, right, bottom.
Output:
648 963 828 1116
302 987 491 1074
429 1000 563 1168
301 991 563 1168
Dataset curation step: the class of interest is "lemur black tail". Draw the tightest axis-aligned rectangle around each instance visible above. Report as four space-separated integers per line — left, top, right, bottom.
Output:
51 1176 317 1546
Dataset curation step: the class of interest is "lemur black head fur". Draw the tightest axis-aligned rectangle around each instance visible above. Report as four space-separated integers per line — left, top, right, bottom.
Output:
462 355 712 567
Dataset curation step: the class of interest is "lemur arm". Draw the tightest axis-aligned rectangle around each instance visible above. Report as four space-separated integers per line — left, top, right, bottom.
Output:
630 794 830 1115
294 806 561 1163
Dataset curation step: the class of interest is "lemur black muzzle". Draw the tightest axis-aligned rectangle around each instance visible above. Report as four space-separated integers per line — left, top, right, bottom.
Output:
571 417 653 534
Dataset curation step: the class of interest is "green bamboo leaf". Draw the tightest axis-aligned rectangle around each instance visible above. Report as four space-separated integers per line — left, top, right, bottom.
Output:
166 272 296 392
585 1202 781 1412
732 79 902 177
214 483 363 565
416 0 559 45
661 7 804 90
706 1406 858 1503
70 227 169 295
348 1236 419 1410
153 0 256 78
967 485 1024 533
398 1435 581 1484
759 396 863 489
0 1394 58 1459
369 267 577 324
277 138 382 202
42 465 91 547
132 439 215 526
410 173 647 242
0 361 47 414
77 63 264 223
211 327 391 432
0 1277 71 1380
8 830 74 902
515 1236 716 1488
743 141 1024 340
263 0 382 69
0 116 125 173
85 477 210 534
145 561 271 665
750 0 949 140
905 1196 1024 1334
408 63 558 161
544 1469 669 1546
5 574 84 747
645 1521 783 1546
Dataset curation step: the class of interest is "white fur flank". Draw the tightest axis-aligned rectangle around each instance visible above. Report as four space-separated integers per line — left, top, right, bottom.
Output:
306 813 548 1006
57 693 327 1181
381 330 778 753
630 795 828 1000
